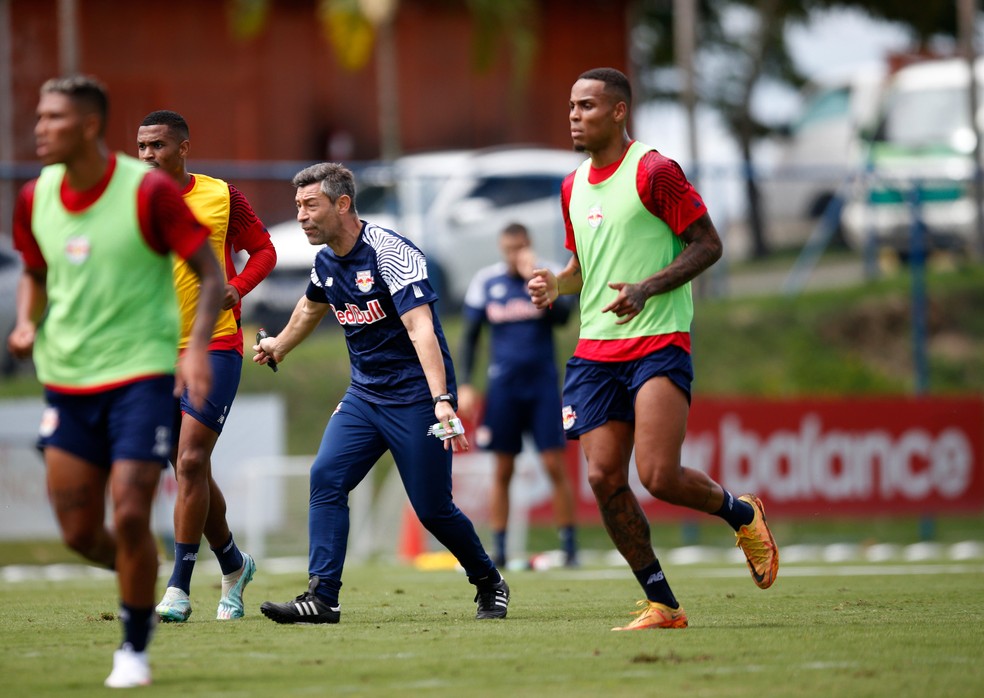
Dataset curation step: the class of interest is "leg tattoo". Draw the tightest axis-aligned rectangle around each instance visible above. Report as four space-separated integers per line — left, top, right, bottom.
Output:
599 486 656 570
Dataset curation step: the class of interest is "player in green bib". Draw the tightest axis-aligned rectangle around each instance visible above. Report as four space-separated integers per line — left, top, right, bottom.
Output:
529 67 779 631
8 76 223 688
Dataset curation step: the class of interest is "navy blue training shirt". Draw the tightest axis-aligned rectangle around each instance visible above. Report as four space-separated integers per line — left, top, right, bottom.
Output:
305 221 457 405
460 261 571 384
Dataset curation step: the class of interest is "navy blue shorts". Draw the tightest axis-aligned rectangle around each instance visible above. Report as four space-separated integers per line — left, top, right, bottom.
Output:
478 370 566 454
39 375 176 467
561 345 693 439
179 349 242 434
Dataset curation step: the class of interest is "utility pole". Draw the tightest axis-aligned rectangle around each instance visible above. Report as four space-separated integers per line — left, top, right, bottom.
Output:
674 0 699 186
361 0 401 161
58 0 79 75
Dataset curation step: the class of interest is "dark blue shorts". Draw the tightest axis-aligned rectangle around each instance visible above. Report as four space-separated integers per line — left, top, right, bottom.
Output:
561 345 693 439
179 349 242 434
39 375 176 467
478 370 566 454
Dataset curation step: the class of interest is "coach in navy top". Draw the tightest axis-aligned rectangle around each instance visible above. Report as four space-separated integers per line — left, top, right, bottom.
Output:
458 223 578 568
255 162 509 623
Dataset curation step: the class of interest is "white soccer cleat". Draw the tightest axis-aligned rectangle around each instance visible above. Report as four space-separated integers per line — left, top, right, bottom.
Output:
155 586 192 623
217 552 256 620
104 646 151 688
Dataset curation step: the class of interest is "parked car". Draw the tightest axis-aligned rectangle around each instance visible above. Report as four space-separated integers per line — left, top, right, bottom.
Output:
760 66 884 249
241 146 585 328
842 57 984 254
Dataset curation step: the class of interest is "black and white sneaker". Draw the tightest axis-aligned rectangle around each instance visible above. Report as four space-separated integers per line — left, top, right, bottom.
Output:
260 576 340 624
473 576 510 619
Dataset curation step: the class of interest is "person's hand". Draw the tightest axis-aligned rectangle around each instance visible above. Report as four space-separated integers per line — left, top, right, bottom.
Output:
601 281 649 324
176 346 212 411
527 268 557 310
434 400 469 453
252 333 282 369
222 284 242 311
7 321 36 359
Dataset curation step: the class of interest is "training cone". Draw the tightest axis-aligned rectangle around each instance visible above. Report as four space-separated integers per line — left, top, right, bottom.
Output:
398 504 426 562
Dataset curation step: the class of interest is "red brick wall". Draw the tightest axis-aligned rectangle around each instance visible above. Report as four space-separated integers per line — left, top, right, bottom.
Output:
6 0 629 222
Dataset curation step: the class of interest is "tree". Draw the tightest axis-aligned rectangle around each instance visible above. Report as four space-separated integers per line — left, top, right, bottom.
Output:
635 0 809 258
634 0 976 258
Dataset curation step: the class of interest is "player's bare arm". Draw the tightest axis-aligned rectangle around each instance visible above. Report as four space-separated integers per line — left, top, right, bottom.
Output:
402 303 469 454
602 213 723 324
528 253 582 309
7 267 47 358
253 296 330 368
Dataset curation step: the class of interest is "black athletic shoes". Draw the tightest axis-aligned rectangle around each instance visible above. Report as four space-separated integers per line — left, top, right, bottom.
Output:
260 576 340 624
473 576 510 619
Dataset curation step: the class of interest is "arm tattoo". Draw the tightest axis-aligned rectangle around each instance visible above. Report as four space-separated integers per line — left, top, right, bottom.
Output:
641 213 722 298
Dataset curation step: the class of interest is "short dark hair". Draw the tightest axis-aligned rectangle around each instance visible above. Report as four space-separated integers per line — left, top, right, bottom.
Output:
577 67 632 108
40 75 109 135
140 110 190 141
292 162 358 211
502 222 530 239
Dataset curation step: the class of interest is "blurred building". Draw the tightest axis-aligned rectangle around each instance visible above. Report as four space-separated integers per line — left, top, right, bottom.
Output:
4 0 630 162
1 0 631 228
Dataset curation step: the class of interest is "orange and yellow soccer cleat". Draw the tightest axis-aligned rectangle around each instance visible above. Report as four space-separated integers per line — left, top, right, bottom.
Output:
735 494 779 589
611 600 688 631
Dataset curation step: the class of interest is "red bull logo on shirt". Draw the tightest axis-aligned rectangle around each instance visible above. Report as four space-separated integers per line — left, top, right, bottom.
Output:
587 205 603 229
332 300 387 326
355 270 375 292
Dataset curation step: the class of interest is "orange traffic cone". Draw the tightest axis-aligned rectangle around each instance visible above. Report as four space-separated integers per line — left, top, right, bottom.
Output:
398 504 426 562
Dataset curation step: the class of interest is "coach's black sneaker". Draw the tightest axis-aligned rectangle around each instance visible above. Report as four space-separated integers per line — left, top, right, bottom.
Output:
260 576 340 624
473 575 510 619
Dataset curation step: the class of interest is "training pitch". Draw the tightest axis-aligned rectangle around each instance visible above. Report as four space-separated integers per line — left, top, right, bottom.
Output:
1 560 982 697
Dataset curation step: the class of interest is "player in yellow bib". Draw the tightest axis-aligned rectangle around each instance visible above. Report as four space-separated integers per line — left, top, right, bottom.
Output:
137 110 277 624
529 67 779 631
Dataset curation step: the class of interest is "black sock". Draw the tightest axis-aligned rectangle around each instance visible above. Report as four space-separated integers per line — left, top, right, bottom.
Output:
632 561 678 609
119 603 155 653
713 489 754 531
211 533 244 576
469 569 503 587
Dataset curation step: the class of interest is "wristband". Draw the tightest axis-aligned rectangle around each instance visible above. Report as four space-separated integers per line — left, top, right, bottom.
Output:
432 393 458 411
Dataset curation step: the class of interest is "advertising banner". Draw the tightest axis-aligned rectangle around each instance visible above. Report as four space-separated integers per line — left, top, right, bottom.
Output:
524 397 984 523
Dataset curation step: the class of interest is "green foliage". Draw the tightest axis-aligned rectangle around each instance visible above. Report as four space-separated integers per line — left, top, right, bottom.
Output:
692 264 984 397
2 564 983 696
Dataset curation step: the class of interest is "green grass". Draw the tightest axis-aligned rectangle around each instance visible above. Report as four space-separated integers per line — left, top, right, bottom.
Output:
1 562 982 696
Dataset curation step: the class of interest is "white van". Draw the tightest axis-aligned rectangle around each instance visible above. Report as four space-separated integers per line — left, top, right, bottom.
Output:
842 57 984 253
761 66 884 248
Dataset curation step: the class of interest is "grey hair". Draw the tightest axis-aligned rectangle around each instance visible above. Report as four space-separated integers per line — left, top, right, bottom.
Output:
292 162 358 210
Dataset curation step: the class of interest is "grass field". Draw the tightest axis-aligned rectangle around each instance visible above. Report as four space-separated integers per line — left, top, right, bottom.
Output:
2 560 983 697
